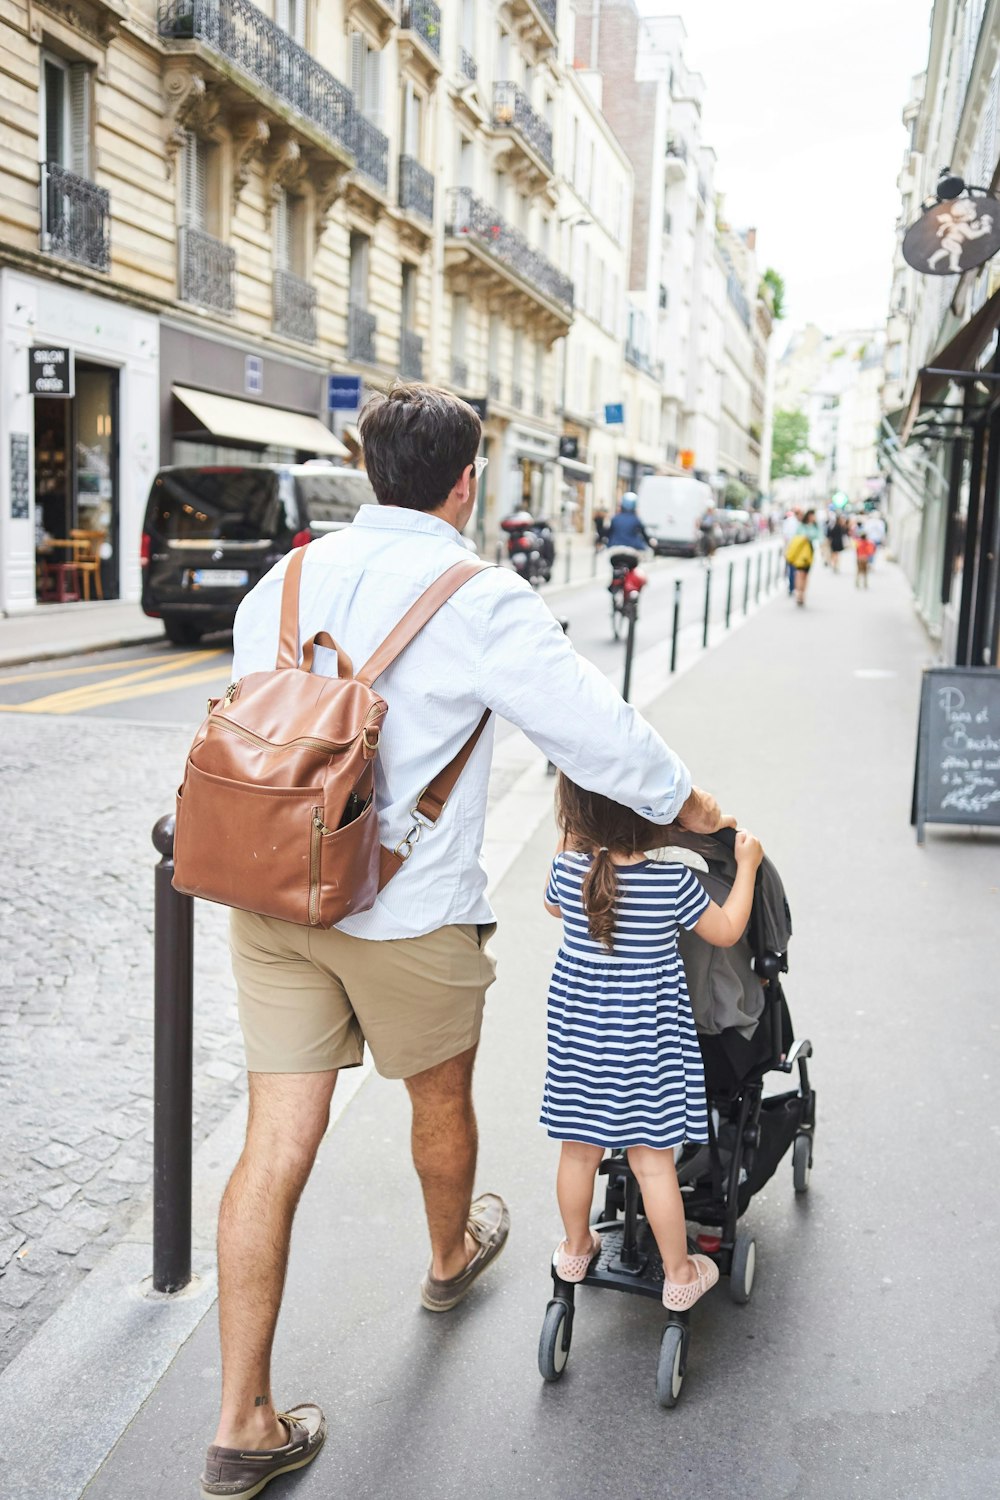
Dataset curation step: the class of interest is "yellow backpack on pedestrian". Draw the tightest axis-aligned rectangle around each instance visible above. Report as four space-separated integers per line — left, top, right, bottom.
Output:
785 533 814 570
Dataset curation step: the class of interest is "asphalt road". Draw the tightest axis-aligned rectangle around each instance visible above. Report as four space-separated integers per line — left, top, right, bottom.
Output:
0 538 779 730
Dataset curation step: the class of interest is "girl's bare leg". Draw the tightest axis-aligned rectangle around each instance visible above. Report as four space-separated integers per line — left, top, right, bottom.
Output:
627 1145 696 1283
557 1141 605 1255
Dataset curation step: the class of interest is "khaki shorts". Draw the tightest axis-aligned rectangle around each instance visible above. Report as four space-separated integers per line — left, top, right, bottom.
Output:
230 909 497 1079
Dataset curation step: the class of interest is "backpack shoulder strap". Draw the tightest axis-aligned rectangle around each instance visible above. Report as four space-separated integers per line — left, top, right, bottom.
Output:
276 543 309 669
355 560 490 687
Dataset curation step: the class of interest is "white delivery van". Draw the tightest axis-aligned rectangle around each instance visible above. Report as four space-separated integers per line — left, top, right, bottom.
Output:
636 475 716 557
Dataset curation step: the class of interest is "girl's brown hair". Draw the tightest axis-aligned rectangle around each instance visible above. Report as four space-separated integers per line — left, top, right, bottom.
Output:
555 776 667 952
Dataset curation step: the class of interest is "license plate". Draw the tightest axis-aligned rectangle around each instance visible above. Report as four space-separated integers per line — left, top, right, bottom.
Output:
191 569 249 588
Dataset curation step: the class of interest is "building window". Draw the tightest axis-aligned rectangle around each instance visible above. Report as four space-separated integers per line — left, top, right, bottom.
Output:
451 292 469 385
351 31 384 126
180 131 209 229
511 326 524 407
275 0 307 46
42 54 91 177
401 81 423 158
274 187 307 276
659 283 669 310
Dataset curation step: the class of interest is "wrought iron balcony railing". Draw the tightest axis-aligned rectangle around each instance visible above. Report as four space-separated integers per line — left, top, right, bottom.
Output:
487 372 501 401
624 341 664 381
398 155 434 222
179 223 235 312
665 134 688 162
40 162 110 273
400 0 441 55
348 301 377 363
353 113 389 192
446 188 573 311
511 382 524 410
451 356 468 387
460 47 477 82
158 0 355 159
492 82 553 170
533 392 545 419
400 328 424 379
273 267 317 343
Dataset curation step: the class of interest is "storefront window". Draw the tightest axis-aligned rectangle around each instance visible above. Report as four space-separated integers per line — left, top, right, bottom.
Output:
34 360 118 603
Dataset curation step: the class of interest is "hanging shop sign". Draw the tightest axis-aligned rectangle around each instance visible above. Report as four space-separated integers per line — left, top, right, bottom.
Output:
29 345 74 397
558 435 579 459
466 397 489 420
328 374 362 411
903 193 1000 276
604 402 624 425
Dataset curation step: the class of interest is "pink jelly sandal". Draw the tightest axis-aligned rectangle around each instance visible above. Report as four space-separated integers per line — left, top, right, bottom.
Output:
662 1252 719 1311
555 1232 602 1283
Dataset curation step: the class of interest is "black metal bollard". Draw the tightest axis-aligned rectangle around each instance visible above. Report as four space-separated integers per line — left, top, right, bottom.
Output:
725 561 734 629
563 543 571 585
743 557 751 614
152 815 194 1295
670 577 681 673
622 599 638 702
755 552 762 603
702 563 712 649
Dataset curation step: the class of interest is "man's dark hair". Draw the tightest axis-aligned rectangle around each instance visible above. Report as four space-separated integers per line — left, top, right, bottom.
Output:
358 384 482 511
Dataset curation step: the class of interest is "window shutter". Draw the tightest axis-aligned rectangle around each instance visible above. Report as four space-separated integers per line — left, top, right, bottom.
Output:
69 64 90 179
274 187 289 270
182 132 206 229
275 0 289 33
290 0 306 45
350 33 365 109
365 47 383 128
44 61 66 165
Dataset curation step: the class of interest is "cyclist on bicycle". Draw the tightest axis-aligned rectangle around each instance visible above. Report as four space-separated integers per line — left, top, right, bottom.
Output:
604 492 650 552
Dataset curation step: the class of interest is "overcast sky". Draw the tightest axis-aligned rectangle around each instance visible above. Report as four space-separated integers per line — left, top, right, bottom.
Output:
636 0 933 337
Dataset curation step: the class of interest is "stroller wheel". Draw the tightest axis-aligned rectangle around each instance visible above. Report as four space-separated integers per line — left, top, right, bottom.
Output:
729 1231 756 1305
538 1299 573 1382
793 1132 812 1194
656 1321 688 1408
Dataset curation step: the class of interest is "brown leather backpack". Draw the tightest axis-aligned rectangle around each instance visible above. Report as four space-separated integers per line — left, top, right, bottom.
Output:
172 543 490 927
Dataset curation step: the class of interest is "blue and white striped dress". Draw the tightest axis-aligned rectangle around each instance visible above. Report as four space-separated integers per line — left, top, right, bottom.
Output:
540 852 711 1150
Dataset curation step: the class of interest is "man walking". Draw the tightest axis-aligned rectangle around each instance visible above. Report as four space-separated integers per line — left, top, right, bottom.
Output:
199 384 731 1499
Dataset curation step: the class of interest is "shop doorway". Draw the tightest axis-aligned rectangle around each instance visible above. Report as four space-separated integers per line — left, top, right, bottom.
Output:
34 361 119 603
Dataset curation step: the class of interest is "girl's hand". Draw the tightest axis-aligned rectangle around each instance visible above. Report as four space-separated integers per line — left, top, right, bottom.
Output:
734 830 763 869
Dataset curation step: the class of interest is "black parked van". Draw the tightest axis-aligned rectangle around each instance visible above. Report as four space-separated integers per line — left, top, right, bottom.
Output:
140 463 375 644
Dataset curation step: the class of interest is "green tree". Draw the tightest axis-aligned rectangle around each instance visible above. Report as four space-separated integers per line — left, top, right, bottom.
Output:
770 409 812 481
762 267 785 320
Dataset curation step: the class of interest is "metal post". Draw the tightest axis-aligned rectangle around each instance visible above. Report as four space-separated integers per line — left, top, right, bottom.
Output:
563 541 571 585
725 561 734 629
743 557 751 614
670 578 681 673
494 541 503 567
152 815 194 1295
702 563 712 649
622 599 637 702
755 552 762 603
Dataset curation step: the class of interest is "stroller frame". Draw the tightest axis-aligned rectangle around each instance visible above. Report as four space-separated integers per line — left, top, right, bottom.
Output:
537 832 816 1407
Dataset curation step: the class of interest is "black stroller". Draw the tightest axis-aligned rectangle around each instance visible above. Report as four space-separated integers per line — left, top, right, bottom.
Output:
537 827 816 1407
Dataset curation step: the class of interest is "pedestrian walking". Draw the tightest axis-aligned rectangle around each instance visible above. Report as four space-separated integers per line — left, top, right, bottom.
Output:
866 510 886 567
785 508 819 607
782 509 800 593
828 514 847 574
855 526 875 589
199 383 732 1500
540 777 763 1309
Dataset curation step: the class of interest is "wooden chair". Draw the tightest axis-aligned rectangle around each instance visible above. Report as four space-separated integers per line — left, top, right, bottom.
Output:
69 529 106 601
36 542 81 603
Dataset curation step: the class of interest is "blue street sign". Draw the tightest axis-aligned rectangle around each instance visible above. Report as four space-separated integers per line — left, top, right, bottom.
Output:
328 375 362 411
604 402 624 425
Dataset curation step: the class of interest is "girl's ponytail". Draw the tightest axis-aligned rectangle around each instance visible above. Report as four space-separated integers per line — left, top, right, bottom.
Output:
581 846 618 953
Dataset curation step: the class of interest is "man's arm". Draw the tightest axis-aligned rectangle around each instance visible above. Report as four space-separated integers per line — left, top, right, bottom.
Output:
476 575 728 827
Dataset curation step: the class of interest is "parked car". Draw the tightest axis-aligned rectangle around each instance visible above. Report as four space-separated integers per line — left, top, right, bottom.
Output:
724 508 755 544
140 463 375 645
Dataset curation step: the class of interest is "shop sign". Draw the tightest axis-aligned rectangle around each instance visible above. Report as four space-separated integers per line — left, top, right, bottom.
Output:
244 355 264 395
10 434 29 520
29 345 73 397
902 195 1000 276
604 402 624 425
328 375 362 410
679 449 696 469
558 435 579 459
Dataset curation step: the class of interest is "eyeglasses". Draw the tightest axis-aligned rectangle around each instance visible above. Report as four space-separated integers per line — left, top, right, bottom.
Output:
473 456 489 479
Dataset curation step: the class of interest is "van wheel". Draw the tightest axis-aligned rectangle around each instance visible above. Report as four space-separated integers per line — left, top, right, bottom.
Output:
164 619 203 646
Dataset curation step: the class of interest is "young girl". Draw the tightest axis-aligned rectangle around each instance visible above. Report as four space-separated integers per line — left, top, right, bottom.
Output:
541 776 763 1310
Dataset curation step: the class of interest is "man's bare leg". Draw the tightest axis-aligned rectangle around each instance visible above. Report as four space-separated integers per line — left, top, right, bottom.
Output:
404 1045 480 1281
213 1070 337 1450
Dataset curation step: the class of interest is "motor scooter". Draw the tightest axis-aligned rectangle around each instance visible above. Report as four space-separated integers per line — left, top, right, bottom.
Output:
500 512 556 586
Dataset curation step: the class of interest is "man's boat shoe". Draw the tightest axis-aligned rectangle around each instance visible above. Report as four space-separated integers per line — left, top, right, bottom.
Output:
199 1403 326 1499
420 1192 510 1312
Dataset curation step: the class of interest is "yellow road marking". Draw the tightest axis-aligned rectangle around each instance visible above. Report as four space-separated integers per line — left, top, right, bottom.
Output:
0 652 224 715
0 651 219 686
0 663 228 716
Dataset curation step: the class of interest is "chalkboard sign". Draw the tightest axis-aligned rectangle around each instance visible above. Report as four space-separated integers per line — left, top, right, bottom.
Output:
912 667 1000 842
10 433 29 520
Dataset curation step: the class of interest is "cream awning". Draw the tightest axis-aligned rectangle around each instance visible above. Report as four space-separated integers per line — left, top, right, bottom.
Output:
173 386 349 458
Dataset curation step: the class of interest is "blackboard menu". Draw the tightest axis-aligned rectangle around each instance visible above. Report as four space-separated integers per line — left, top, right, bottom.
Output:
10 433 29 520
912 667 1000 842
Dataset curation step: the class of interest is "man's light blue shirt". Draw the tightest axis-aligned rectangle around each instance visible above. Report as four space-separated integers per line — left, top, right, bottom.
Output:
232 505 692 940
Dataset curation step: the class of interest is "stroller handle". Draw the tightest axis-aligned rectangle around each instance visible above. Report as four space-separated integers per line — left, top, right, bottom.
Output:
708 825 737 851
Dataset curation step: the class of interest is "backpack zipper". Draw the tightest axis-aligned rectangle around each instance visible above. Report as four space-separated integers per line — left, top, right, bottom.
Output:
309 807 322 925
211 717 360 755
